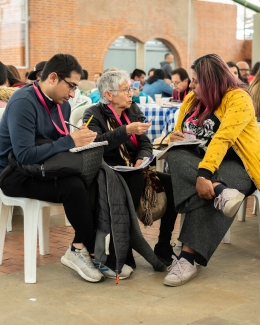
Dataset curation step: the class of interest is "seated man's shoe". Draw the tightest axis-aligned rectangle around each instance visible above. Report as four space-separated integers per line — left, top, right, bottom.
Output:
61 245 104 283
92 259 133 279
164 256 197 287
214 188 245 218
154 243 177 267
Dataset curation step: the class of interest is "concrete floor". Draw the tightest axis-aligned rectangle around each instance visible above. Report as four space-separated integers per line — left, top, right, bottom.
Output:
1 198 260 325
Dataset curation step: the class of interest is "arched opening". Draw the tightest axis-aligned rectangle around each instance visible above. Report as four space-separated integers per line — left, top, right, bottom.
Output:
145 39 178 74
104 36 136 73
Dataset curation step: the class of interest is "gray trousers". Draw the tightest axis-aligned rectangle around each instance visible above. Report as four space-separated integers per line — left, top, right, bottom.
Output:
167 147 256 266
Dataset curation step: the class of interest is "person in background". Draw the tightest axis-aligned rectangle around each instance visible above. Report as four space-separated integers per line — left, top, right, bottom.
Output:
148 68 156 77
236 61 250 84
226 61 242 81
171 68 191 102
94 72 102 85
79 69 95 93
130 69 146 90
248 61 260 83
160 53 174 80
25 72 34 84
165 53 259 287
6 66 25 88
143 69 173 100
248 69 260 121
27 61 47 81
6 65 21 80
0 62 17 110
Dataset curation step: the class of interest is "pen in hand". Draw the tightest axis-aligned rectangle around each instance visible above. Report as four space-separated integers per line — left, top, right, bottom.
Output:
85 115 94 128
64 121 81 130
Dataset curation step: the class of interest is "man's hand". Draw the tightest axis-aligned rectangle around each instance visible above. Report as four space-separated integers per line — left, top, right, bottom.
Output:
196 177 215 200
126 122 151 135
164 78 172 85
70 128 97 147
133 89 140 97
134 159 143 167
169 131 186 142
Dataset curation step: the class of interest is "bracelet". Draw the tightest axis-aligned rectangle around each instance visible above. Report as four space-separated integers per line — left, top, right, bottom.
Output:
197 176 207 180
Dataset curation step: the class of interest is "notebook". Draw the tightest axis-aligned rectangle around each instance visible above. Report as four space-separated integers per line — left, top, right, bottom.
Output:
69 141 108 153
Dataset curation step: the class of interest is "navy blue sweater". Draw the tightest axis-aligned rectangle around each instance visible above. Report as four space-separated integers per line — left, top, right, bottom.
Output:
0 82 75 173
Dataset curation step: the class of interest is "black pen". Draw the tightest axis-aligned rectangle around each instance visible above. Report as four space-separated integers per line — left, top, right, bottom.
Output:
64 121 81 130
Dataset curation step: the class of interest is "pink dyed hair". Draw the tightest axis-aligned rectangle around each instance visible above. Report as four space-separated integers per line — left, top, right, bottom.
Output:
190 54 248 127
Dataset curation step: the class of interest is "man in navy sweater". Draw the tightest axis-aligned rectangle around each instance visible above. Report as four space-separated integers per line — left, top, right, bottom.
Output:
0 53 105 283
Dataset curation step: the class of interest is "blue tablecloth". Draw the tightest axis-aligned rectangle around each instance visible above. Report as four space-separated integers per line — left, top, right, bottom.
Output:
138 103 179 143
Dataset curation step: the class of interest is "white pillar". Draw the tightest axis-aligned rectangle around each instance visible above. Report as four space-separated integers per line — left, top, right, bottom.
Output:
252 13 260 66
136 41 145 70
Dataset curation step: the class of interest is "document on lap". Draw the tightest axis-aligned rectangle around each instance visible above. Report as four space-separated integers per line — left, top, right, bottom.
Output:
156 139 202 160
109 155 155 172
69 141 108 152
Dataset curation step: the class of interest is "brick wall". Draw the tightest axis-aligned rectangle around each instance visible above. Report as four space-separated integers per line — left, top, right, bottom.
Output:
1 0 247 79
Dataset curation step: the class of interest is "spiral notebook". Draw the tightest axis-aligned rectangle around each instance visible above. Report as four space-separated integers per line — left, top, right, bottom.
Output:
69 141 108 153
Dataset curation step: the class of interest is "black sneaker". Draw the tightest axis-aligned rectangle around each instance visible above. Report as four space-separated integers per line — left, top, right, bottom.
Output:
154 243 177 266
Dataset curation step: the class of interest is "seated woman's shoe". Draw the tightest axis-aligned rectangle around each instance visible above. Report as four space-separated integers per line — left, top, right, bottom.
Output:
164 256 197 287
214 188 245 218
154 243 177 266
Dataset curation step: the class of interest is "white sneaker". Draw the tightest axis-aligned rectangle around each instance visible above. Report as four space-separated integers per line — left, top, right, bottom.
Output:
61 245 104 282
214 188 245 218
164 256 197 287
92 259 133 279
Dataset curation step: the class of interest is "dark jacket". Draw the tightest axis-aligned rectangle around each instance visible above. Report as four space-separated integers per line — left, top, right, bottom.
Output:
160 61 172 80
94 163 165 274
83 102 152 166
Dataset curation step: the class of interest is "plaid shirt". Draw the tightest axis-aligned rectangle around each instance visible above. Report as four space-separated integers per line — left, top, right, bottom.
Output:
138 104 178 143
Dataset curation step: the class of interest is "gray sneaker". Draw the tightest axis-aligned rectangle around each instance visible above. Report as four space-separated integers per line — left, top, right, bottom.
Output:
92 259 133 279
164 256 197 287
61 245 104 282
214 188 245 218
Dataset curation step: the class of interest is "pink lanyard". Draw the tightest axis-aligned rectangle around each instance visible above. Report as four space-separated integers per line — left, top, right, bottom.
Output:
177 90 186 102
33 83 69 136
186 103 208 125
107 104 138 148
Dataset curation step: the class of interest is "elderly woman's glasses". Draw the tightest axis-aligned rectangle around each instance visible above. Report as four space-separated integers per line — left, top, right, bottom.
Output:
58 74 78 92
109 87 134 95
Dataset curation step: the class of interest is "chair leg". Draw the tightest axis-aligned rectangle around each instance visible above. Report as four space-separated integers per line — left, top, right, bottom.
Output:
23 200 39 283
178 213 185 247
64 213 71 226
237 198 247 222
253 197 257 215
38 207 51 255
6 206 14 232
252 191 260 238
0 203 11 264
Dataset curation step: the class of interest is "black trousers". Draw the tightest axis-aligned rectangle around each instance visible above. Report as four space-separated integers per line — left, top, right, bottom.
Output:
119 170 177 246
1 170 96 253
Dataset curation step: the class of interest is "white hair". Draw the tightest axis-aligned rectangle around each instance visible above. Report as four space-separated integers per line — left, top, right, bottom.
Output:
97 70 130 104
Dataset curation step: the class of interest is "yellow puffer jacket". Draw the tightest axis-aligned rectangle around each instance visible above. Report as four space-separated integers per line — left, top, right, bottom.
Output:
174 88 260 189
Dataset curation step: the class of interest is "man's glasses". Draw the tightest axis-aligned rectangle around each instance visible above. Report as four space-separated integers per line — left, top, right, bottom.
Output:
109 87 134 95
58 74 78 92
239 69 251 72
172 81 182 86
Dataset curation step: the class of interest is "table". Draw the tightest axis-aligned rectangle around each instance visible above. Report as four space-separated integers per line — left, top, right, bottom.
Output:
138 103 180 143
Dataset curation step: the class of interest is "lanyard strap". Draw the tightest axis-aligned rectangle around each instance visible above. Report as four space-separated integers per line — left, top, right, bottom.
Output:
177 89 187 101
33 83 69 135
186 103 208 124
107 104 138 148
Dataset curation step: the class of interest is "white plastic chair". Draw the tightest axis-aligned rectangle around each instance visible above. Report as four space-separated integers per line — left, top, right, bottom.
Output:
0 189 62 283
69 102 92 132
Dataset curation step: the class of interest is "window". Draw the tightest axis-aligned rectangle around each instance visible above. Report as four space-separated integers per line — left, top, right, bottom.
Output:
0 0 29 67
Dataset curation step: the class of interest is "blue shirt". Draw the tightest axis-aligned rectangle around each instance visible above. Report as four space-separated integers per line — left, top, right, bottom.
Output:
0 82 75 173
143 80 173 100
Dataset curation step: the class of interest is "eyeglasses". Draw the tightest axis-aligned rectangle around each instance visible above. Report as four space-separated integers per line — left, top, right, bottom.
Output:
172 81 182 86
57 74 78 92
109 87 134 95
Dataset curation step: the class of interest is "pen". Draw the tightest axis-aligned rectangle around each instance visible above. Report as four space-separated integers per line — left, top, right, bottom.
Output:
148 116 155 123
85 115 94 127
175 130 185 138
64 121 81 130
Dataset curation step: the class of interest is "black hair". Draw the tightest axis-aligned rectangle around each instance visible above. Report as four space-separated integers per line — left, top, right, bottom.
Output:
171 67 189 81
251 61 260 76
81 69 88 80
41 53 83 81
131 68 146 79
0 61 7 85
146 69 165 84
25 71 30 78
226 61 243 81
148 68 156 76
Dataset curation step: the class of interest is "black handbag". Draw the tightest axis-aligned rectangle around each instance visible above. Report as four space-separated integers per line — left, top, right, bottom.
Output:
5 142 104 187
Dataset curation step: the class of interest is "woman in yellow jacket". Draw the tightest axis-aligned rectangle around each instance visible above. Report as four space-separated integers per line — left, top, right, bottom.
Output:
164 54 260 287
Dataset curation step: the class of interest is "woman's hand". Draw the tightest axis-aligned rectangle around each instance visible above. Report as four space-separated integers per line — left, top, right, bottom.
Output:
133 89 140 97
196 177 215 200
70 128 97 147
134 159 143 167
169 131 186 142
126 122 151 135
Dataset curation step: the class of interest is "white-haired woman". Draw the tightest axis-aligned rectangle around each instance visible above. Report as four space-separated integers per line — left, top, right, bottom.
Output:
83 70 178 272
